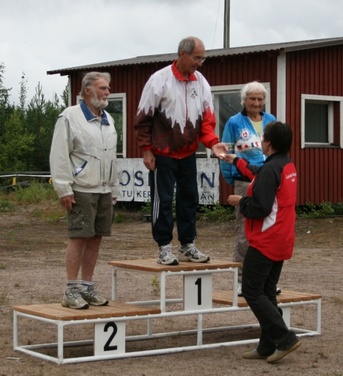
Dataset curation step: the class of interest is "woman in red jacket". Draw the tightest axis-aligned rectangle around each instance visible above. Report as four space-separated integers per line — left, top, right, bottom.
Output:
226 121 300 363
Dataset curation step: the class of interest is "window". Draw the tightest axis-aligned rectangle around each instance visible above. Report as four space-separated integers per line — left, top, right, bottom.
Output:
301 94 343 148
212 85 245 141
198 86 242 157
106 93 127 158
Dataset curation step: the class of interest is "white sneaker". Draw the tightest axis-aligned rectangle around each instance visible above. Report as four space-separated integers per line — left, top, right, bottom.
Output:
179 243 210 263
237 282 243 296
157 244 179 265
62 287 89 309
80 284 108 306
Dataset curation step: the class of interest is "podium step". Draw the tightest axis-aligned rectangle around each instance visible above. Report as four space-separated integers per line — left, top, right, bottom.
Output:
213 290 322 307
13 301 160 321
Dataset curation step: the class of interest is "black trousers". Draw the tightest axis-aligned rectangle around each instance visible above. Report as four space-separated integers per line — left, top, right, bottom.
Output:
149 154 198 246
242 246 298 355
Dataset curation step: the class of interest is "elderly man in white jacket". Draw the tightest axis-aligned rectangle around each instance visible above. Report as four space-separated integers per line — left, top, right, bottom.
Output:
50 71 118 309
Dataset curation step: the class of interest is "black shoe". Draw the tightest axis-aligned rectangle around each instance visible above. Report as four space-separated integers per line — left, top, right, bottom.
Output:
267 341 301 363
242 349 268 359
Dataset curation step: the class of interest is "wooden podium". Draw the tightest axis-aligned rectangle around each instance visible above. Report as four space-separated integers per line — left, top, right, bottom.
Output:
13 259 321 364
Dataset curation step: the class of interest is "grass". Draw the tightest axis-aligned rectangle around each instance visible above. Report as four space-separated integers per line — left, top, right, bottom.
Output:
1 182 342 222
0 197 14 212
151 275 160 296
12 181 57 203
0 182 66 222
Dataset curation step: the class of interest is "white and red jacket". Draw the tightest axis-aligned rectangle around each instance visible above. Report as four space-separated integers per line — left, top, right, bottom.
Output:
134 62 218 159
235 153 297 261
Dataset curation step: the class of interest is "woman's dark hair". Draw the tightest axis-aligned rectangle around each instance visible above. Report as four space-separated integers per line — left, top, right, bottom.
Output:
263 121 293 153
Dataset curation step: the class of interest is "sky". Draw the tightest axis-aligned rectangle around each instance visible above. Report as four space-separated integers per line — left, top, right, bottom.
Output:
1 0 343 105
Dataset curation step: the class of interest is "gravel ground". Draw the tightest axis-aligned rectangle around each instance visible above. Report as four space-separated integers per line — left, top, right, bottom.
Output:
1 204 343 375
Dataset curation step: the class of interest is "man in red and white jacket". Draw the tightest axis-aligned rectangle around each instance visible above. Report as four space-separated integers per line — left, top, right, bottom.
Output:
226 121 301 363
134 36 227 265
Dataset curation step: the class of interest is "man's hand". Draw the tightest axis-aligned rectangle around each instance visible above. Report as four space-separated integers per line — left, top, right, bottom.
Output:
60 194 76 211
212 142 228 159
222 153 237 164
143 149 156 171
227 194 242 207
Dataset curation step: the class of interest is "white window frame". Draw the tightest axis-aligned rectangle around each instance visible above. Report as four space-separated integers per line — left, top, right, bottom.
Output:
301 94 343 149
107 93 127 158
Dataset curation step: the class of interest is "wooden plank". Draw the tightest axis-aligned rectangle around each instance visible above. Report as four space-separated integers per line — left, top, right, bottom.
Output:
213 291 249 307
108 259 241 272
213 290 322 307
13 301 160 321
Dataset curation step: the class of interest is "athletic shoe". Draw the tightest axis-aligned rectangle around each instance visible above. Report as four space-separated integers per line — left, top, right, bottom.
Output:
237 282 243 296
157 244 179 265
267 340 301 363
80 284 109 306
242 349 268 359
179 243 210 263
62 286 89 309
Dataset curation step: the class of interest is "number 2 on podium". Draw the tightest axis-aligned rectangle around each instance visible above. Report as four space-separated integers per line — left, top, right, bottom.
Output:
94 321 126 356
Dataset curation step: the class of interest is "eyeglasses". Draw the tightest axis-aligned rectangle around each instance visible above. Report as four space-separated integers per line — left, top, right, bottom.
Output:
189 54 206 64
98 86 111 92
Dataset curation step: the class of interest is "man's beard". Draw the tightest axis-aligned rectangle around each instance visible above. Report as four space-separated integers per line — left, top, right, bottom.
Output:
90 91 108 109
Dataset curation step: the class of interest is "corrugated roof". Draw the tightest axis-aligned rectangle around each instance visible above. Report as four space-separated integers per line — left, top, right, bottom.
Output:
47 36 343 76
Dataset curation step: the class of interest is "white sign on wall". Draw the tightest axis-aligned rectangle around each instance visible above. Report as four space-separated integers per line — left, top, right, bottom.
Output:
116 158 220 205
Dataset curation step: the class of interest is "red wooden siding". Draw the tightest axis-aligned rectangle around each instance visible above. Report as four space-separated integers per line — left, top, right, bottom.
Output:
286 46 343 204
64 42 343 205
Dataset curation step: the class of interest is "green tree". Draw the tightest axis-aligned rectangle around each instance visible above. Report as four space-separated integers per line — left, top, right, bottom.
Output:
24 83 64 171
0 109 34 172
0 63 14 127
19 72 28 111
0 65 67 175
0 62 11 107
0 63 15 172
61 84 69 108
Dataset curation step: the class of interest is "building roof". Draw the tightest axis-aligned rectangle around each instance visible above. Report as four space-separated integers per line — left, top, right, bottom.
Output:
47 36 343 76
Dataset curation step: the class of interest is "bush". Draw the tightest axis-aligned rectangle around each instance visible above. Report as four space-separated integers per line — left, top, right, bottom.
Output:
12 181 57 203
296 201 336 218
332 202 343 215
0 198 14 212
198 204 235 222
2 182 343 221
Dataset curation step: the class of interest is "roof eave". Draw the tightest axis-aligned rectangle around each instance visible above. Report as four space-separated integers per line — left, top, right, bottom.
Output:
47 36 343 76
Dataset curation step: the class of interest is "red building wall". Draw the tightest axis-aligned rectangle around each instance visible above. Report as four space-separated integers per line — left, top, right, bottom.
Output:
65 44 343 205
286 46 343 204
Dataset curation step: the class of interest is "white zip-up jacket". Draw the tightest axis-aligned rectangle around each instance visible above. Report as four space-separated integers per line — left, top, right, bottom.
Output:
49 102 118 199
134 62 218 158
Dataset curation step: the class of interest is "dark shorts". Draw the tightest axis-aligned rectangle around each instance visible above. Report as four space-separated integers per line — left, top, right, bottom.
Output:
67 191 113 238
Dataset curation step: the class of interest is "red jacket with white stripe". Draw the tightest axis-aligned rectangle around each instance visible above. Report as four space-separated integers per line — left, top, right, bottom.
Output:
235 153 297 261
134 62 218 159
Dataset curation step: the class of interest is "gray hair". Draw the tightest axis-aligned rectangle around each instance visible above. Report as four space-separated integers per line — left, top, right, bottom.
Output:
80 72 111 98
240 81 267 106
177 36 204 56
